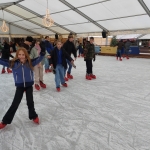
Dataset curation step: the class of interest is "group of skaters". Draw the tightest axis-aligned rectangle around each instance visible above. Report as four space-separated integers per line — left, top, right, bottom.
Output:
0 35 96 129
116 39 132 61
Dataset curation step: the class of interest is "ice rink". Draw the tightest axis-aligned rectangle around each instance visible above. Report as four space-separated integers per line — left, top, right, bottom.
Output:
0 55 150 150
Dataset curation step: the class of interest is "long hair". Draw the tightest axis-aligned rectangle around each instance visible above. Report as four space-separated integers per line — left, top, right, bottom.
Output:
10 47 33 70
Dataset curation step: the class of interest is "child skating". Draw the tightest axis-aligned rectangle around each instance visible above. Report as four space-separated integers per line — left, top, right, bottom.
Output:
0 46 45 129
50 40 74 92
84 37 96 80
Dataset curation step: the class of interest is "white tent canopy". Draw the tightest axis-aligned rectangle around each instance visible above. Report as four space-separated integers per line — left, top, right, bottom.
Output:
0 0 150 36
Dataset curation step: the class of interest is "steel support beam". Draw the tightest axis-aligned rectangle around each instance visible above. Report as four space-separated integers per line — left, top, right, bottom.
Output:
138 0 150 17
16 4 75 34
4 9 58 34
0 0 24 10
59 0 108 32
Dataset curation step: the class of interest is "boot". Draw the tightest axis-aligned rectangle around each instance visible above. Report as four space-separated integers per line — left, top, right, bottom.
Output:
64 77 68 81
62 83 68 87
90 74 96 79
35 84 40 90
40 81 46 88
48 69 52 72
1 68 5 74
56 87 60 92
7 68 12 73
86 75 92 80
33 117 39 124
0 122 7 129
67 73 73 79
45 69 49 73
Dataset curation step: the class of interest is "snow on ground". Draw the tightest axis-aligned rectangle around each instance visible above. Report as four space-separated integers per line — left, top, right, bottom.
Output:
0 55 150 150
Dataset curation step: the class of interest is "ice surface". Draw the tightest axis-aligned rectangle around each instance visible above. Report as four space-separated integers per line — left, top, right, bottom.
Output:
0 56 150 150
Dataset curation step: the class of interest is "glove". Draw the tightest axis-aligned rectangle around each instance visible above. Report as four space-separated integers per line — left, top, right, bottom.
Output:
52 69 56 74
51 66 56 74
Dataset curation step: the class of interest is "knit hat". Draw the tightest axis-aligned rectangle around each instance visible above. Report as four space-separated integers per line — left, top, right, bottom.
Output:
26 36 33 42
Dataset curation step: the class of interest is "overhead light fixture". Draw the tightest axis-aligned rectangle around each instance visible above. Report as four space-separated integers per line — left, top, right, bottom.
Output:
0 10 9 32
42 0 54 27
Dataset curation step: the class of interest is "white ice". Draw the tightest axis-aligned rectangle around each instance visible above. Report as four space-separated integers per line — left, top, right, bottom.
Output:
0 56 150 150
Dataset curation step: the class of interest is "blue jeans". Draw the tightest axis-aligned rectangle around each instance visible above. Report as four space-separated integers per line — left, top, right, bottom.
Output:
116 49 121 58
55 64 65 88
45 58 49 70
65 59 72 76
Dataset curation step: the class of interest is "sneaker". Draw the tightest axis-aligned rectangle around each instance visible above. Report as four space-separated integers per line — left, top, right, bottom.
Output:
1 68 5 74
56 87 60 92
86 75 92 80
33 117 39 124
0 122 7 129
62 83 68 87
40 81 46 88
67 73 73 79
90 74 96 79
65 77 68 81
35 84 40 90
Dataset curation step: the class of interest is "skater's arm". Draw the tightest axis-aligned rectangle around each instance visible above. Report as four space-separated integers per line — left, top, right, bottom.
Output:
0 58 10 67
64 50 73 62
31 48 46 67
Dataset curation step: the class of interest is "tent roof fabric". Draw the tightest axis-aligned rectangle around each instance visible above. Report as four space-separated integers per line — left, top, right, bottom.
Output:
0 0 150 36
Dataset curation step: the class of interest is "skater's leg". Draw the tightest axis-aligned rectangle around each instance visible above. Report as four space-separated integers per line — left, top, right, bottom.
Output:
25 86 38 120
2 87 24 124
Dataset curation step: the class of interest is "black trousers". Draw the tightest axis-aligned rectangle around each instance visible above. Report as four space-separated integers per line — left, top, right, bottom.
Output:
2 86 38 124
86 60 93 74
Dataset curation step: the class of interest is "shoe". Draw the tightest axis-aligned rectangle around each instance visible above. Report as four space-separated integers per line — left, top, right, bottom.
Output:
7 68 12 73
67 73 73 79
40 81 46 88
78 55 80 57
0 122 7 129
1 68 5 74
56 87 60 92
126 57 129 59
90 74 96 79
35 84 40 90
62 83 68 87
116 57 118 60
33 117 39 124
86 75 92 80
119 58 122 61
65 77 68 81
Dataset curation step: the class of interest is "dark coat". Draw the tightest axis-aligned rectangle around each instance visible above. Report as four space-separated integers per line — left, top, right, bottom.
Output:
63 40 77 58
50 47 73 69
1 42 14 60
